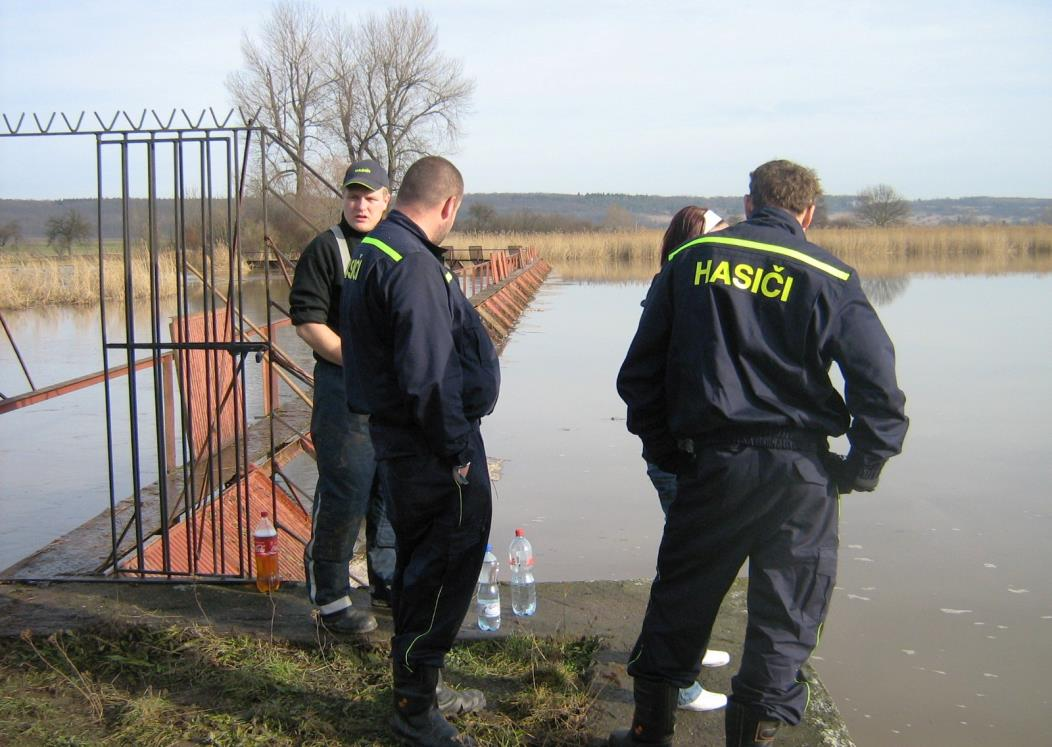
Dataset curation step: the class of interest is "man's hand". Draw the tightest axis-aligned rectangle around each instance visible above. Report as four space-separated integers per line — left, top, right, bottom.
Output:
295 322 342 365
824 453 882 494
453 462 471 486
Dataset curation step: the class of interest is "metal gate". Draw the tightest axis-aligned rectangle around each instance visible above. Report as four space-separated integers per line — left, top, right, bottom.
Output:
0 110 313 581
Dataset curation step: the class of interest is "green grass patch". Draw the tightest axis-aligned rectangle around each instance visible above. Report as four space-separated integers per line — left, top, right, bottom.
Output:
0 624 601 746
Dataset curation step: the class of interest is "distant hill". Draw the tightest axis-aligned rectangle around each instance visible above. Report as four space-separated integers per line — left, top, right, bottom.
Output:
2 194 1049 241
459 193 1052 227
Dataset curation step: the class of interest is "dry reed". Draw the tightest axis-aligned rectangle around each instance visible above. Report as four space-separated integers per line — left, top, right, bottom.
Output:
0 245 249 310
450 224 1052 281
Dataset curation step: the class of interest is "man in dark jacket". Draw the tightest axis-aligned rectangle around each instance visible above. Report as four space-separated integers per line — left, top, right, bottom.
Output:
289 160 395 636
610 160 908 747
341 156 500 747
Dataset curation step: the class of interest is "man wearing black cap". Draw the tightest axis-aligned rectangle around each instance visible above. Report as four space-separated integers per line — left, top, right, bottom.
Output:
290 159 395 635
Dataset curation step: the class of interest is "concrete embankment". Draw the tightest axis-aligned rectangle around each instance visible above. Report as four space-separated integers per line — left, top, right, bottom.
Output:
0 577 853 745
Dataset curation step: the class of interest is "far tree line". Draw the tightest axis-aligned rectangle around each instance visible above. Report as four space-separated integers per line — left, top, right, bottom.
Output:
5 185 1050 257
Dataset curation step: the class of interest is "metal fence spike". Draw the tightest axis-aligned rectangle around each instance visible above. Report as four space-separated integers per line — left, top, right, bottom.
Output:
3 112 25 134
122 109 147 131
60 111 85 132
151 109 177 129
33 112 57 133
181 109 206 129
95 111 120 132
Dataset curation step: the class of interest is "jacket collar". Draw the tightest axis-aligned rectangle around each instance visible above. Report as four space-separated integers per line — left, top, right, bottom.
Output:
746 206 806 238
387 210 446 261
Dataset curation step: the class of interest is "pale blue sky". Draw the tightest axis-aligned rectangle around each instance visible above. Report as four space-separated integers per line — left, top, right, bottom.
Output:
1 0 1049 199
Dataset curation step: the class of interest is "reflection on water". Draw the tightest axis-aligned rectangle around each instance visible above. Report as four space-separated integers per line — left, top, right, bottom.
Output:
2 265 1050 746
860 275 911 304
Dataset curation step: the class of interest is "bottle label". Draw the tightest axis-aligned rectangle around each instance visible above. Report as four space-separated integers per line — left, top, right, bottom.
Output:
254 535 277 557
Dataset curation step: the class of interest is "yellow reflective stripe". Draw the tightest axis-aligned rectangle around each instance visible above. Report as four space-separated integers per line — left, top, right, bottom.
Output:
361 235 403 262
404 585 444 673
667 236 850 281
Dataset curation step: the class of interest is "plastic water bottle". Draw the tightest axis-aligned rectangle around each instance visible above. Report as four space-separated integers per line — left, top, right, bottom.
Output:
253 511 281 593
508 528 536 616
476 544 501 631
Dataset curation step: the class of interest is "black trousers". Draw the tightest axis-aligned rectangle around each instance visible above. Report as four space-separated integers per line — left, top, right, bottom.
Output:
627 444 839 724
378 425 492 674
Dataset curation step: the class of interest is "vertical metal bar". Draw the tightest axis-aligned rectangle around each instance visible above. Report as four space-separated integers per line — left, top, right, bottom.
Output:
163 354 175 473
98 135 121 576
234 130 258 575
256 127 272 581
146 137 172 576
223 133 248 577
120 136 146 575
198 137 220 575
204 135 230 576
174 134 198 576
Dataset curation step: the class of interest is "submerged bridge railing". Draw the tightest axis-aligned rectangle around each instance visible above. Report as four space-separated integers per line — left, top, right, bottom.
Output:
1 252 549 583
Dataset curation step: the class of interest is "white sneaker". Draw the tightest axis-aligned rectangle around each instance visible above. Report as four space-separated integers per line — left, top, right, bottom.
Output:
701 649 731 668
678 683 728 712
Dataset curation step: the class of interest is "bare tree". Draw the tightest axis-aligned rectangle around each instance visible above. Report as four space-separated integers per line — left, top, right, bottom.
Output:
855 184 911 227
352 8 475 187
322 22 378 165
46 209 91 256
227 0 329 199
0 220 22 249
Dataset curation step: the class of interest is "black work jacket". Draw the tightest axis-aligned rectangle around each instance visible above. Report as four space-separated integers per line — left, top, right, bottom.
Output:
617 207 908 474
340 210 500 464
289 216 364 362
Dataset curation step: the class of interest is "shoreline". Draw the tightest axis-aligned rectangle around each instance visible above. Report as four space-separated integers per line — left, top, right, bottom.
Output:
0 577 854 745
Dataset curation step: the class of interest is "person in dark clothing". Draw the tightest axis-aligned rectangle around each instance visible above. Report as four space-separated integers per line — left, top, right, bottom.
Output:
643 206 733 714
341 156 500 747
289 159 395 636
610 160 908 747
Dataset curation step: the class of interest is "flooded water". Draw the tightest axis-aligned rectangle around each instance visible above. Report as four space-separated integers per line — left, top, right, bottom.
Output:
0 279 307 573
2 267 1050 745
484 272 1051 747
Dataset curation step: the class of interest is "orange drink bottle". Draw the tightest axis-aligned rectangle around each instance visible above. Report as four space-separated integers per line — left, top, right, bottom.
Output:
253 511 281 592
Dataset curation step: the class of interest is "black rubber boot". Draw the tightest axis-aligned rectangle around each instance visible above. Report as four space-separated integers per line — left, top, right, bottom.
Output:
725 701 782 746
436 669 487 715
390 664 477 746
608 677 678 746
319 607 378 636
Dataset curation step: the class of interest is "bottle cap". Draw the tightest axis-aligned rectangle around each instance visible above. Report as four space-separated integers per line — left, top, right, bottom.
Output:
515 528 525 537
261 511 269 518
486 544 493 551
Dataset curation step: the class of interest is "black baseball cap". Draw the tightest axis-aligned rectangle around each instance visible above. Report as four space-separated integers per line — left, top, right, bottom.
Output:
342 159 390 192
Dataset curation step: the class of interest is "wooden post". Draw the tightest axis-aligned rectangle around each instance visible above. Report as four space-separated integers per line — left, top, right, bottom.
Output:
162 353 176 473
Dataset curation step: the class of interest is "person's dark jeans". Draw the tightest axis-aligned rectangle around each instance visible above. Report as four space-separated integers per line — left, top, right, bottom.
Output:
304 360 395 614
646 461 678 518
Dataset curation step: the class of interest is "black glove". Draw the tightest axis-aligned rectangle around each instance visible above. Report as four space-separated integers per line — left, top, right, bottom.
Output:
644 441 694 477
824 453 882 494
